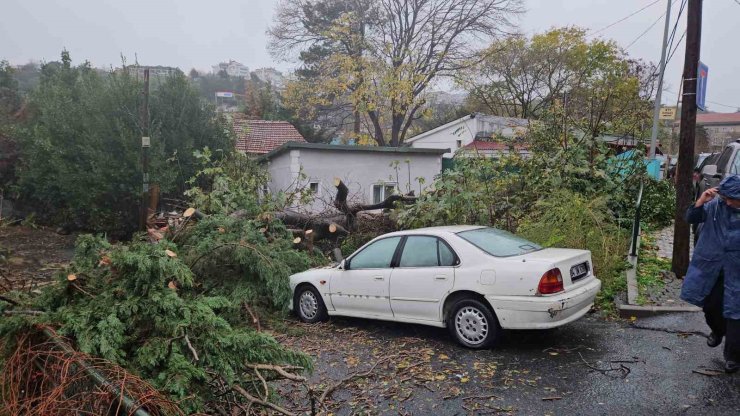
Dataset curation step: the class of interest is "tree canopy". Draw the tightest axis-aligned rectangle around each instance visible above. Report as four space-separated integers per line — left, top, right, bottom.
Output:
270 0 523 146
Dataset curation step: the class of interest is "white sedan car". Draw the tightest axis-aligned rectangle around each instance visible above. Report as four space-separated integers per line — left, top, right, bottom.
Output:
290 225 601 348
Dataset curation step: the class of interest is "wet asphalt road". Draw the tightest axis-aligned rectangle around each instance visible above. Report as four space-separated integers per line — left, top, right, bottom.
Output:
280 311 740 415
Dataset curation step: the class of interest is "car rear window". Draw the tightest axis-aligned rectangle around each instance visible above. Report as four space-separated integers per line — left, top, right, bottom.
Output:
457 227 542 257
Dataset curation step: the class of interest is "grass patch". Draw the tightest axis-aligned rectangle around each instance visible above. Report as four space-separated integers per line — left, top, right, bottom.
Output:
634 233 670 306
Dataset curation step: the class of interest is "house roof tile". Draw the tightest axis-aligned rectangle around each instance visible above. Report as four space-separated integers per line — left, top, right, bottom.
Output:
228 114 306 154
696 112 740 125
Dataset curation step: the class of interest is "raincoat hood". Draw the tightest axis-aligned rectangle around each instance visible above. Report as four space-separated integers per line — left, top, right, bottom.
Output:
719 175 740 200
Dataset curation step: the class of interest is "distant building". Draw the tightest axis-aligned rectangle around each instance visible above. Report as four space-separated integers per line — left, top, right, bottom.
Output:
406 113 531 158
125 65 180 79
695 112 740 152
226 113 306 155
212 60 250 78
252 67 285 88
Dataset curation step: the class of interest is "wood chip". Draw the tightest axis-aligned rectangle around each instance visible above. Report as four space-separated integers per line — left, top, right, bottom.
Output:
329 223 337 233
293 237 302 244
183 207 196 217
66 274 77 282
165 249 177 258
168 281 177 290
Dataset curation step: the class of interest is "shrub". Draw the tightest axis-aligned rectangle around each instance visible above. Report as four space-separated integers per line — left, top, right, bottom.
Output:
517 190 629 311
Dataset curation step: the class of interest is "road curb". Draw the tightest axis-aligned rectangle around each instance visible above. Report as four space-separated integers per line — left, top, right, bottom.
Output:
617 304 702 318
619 233 701 318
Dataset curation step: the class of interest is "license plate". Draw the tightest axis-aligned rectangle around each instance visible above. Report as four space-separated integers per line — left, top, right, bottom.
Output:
570 263 588 280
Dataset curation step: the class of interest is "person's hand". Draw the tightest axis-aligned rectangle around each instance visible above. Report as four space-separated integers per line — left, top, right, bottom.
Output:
696 187 719 207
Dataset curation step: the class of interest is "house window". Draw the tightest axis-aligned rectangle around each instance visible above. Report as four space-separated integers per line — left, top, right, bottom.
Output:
456 139 462 149
373 183 397 204
309 181 320 195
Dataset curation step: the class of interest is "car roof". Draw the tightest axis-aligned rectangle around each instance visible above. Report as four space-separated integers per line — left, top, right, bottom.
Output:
383 225 485 238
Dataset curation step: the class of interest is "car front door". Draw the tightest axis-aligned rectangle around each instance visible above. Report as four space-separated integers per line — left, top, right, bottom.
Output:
330 236 401 318
389 236 457 322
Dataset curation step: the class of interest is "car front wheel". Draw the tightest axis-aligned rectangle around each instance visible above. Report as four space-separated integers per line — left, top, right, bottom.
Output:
447 298 500 349
294 285 328 323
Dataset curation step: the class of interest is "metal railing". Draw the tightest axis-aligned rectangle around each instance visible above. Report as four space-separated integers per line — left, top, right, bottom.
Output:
629 180 644 257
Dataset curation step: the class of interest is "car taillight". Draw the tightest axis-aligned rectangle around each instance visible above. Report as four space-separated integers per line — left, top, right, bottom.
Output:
538 268 564 295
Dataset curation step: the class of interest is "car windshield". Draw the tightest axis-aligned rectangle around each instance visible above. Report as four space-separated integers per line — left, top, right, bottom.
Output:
457 227 542 257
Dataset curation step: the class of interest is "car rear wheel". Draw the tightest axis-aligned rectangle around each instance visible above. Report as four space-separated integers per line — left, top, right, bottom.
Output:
294 285 328 323
447 298 500 349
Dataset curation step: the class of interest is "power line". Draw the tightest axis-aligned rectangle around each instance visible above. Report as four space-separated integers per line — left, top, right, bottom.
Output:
665 29 686 67
590 0 662 36
624 0 680 51
664 88 740 110
665 0 687 55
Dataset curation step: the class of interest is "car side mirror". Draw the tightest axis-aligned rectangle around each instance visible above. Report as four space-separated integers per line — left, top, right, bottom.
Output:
338 259 347 270
701 164 718 177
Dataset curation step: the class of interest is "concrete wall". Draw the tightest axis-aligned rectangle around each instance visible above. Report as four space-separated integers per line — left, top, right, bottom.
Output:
265 149 443 213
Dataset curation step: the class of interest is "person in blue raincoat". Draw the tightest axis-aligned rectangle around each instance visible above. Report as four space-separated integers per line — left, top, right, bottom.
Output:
681 174 740 373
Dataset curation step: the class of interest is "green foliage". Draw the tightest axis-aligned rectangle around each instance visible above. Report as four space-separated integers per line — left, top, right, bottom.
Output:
614 177 676 229
180 214 314 310
14 51 232 236
396 154 524 231
2 232 312 412
185 148 270 217
517 190 629 311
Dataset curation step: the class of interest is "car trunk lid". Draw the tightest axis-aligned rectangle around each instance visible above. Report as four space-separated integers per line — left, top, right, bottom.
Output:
521 248 594 287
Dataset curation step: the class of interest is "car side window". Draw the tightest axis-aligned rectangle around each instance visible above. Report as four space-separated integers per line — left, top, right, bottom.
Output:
438 240 456 266
732 153 740 175
716 148 733 173
349 237 401 269
398 236 458 267
399 236 439 267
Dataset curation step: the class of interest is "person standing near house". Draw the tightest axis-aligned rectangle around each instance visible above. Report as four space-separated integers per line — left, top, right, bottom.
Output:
681 174 740 373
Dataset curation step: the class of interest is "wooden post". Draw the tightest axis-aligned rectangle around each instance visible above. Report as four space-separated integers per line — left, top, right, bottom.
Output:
139 69 150 231
671 0 702 277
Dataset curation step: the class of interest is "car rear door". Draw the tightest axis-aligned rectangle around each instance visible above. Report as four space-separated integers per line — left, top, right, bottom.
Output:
389 236 458 322
330 236 401 318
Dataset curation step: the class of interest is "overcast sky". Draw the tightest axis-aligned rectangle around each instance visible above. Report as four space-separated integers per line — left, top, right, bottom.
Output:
2 0 739 111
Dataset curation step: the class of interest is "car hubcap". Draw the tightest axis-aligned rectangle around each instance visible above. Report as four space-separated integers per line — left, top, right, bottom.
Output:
455 306 489 345
299 290 318 319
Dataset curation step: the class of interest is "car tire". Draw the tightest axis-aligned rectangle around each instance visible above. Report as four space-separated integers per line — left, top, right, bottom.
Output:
294 285 328 323
447 298 500 349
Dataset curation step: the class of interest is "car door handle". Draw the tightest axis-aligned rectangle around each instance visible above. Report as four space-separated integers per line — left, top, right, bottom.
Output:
435 275 448 280
374 276 385 281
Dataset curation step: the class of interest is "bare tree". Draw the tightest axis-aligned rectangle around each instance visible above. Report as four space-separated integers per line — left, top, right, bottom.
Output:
269 0 523 146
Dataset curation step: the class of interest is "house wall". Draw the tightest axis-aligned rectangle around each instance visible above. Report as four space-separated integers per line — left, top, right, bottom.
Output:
409 115 530 158
410 117 478 158
265 149 443 213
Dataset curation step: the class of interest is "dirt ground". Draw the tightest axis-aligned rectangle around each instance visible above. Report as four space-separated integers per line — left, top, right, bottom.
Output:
0 225 76 293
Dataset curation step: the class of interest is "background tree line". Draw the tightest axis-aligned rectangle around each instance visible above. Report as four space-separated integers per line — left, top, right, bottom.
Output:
1 52 232 236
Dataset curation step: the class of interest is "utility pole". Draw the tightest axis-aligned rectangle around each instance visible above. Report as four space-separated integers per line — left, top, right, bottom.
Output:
648 0 672 159
671 0 702 277
139 69 150 231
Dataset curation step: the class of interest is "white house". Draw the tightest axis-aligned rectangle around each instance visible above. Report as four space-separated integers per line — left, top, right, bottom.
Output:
407 113 531 158
212 60 250 78
261 143 447 213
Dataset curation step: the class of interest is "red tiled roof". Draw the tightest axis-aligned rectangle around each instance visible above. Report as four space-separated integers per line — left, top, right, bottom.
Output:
229 114 306 154
462 140 528 151
696 112 740 125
